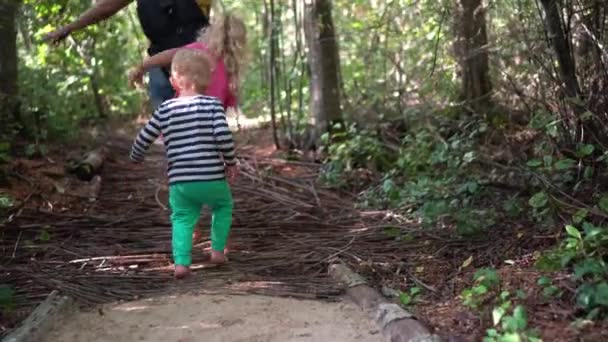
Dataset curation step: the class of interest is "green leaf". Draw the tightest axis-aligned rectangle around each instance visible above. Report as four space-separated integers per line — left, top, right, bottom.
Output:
574 259 605 279
594 282 608 306
498 333 522 342
473 284 489 296
565 225 582 239
537 276 552 286
526 159 542 168
599 196 608 213
512 305 528 329
501 306 527 332
492 306 506 325
474 268 500 288
484 329 498 342
560 251 576 268
573 209 588 224
529 192 548 209
382 178 395 194
410 286 422 296
554 158 576 170
399 292 412 306
577 144 595 157
542 285 560 299
576 284 595 309
584 166 594 179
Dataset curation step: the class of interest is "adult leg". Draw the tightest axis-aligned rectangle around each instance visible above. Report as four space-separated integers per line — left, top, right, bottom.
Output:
147 67 175 110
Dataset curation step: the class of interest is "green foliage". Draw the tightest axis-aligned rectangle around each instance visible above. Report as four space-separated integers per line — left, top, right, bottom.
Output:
461 268 500 309
16 0 144 140
460 270 540 341
323 113 496 236
535 216 608 318
485 304 541 342
0 193 15 211
398 286 422 307
537 276 562 300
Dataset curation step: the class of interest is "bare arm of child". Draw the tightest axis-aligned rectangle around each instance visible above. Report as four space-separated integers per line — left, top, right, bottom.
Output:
211 103 238 183
128 48 180 87
130 111 162 163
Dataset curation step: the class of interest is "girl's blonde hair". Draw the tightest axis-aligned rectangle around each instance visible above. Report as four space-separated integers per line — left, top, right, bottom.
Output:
199 13 248 95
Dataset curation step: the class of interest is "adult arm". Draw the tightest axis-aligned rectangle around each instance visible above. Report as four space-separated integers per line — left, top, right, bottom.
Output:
44 0 133 44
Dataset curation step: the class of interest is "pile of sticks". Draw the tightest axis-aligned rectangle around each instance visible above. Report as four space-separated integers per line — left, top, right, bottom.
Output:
1 137 438 331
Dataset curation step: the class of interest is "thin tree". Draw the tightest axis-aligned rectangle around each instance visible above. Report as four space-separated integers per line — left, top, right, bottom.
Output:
303 0 342 143
0 0 21 134
268 0 281 148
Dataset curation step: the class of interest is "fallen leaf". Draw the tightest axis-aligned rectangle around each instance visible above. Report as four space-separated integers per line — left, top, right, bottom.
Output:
461 255 473 269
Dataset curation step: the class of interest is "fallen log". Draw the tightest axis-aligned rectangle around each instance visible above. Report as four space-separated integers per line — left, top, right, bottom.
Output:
329 262 441 342
66 147 107 181
3 290 73 342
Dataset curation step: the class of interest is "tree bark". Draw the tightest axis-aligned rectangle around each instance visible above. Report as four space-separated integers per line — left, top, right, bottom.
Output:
455 0 492 112
540 0 581 100
304 0 342 141
67 147 107 181
0 0 20 134
268 0 281 149
539 0 585 143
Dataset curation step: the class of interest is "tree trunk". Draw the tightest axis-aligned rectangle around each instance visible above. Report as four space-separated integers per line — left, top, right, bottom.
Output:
304 0 342 141
539 0 584 143
540 0 581 100
268 0 281 149
455 0 492 112
0 0 20 135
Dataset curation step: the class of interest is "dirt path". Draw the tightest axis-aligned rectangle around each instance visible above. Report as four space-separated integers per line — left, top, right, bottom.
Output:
44 294 380 342
2 127 422 339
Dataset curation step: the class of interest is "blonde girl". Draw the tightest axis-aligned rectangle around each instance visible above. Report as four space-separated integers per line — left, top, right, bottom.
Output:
129 13 248 110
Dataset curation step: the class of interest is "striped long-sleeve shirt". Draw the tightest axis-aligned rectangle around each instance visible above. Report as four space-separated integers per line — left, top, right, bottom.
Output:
130 95 236 185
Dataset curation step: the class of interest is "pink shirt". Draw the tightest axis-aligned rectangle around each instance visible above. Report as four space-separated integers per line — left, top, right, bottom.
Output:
182 42 237 109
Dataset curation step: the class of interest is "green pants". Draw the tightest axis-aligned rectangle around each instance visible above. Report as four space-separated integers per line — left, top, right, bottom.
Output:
169 180 233 266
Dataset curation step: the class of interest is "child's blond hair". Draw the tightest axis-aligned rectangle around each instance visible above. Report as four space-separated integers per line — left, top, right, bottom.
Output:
198 13 248 95
171 49 213 93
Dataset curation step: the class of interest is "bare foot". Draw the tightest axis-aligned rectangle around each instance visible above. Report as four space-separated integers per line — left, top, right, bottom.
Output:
174 265 191 279
224 237 234 255
210 250 226 264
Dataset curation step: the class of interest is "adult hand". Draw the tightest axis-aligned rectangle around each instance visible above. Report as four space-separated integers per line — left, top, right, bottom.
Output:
128 65 145 88
43 25 72 45
225 164 238 184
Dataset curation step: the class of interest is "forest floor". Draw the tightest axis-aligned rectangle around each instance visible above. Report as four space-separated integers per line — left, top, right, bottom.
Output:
2 121 608 341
